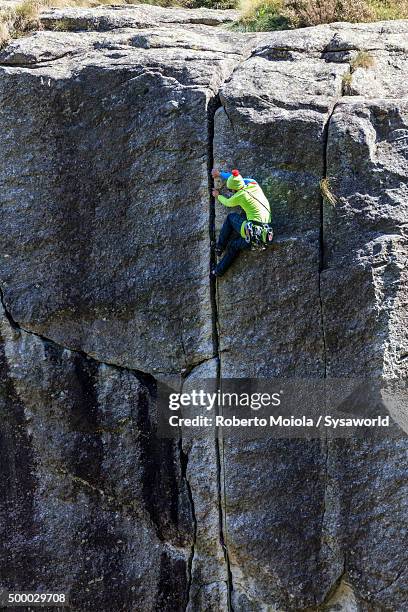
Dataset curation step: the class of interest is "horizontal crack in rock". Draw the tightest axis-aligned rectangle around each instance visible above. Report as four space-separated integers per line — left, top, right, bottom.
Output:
0 284 155 379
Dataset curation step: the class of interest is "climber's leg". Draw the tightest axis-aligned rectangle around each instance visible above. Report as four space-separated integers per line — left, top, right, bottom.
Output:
216 213 246 254
213 237 250 277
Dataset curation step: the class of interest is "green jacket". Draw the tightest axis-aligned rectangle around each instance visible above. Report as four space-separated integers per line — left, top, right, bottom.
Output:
218 180 271 238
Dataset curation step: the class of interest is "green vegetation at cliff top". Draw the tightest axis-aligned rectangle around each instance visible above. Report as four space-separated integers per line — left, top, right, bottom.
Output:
1 0 408 48
236 0 408 32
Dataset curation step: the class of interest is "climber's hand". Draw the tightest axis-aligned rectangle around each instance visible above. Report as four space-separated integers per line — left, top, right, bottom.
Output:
211 168 220 179
212 189 219 198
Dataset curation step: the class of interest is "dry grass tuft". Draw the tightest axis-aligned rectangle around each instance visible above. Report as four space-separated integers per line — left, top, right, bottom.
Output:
0 0 41 47
342 51 375 94
320 177 337 206
14 0 41 29
351 50 376 70
342 71 353 94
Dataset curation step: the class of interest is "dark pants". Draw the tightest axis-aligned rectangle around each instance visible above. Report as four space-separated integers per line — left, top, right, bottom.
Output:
215 213 250 276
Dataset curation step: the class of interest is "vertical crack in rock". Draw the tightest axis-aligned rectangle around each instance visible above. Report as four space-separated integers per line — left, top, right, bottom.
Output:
318 106 333 572
317 106 335 588
215 426 234 611
319 88 345 377
208 94 222 367
318 96 348 601
179 437 197 612
319 103 337 379
208 95 234 610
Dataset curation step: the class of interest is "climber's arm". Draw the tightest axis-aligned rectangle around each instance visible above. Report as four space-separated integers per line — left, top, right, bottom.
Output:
217 192 241 207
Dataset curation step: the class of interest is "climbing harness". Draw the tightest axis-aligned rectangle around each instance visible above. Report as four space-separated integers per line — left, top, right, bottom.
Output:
244 221 274 251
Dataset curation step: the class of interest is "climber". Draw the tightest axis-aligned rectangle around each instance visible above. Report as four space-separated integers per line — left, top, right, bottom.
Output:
211 169 272 277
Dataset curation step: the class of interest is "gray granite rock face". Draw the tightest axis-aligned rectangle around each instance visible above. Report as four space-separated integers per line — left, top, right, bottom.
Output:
320 97 408 612
0 305 194 611
212 22 408 612
0 8 407 611
40 4 239 32
0 20 250 376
